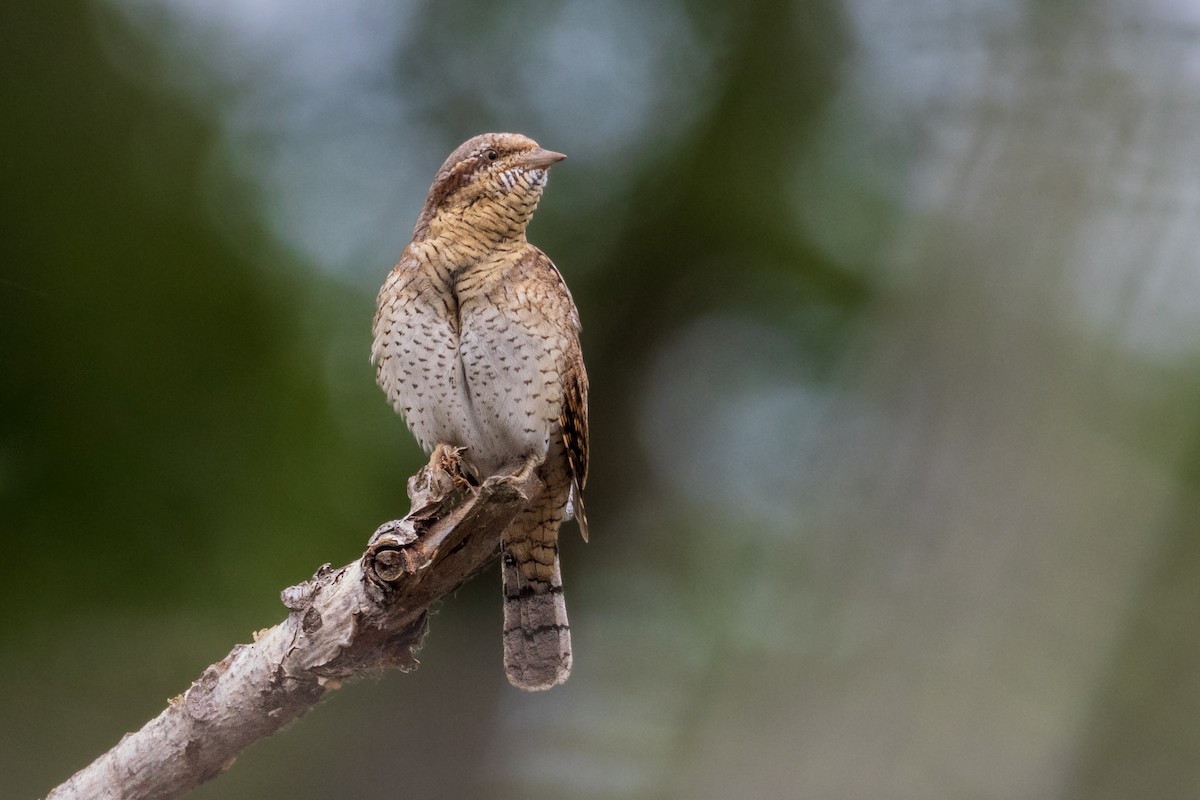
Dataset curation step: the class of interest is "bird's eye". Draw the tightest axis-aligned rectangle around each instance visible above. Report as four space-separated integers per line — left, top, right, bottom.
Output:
485 149 499 161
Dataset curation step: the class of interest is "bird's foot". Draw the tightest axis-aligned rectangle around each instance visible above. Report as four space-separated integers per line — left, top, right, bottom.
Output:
484 455 542 496
408 444 473 502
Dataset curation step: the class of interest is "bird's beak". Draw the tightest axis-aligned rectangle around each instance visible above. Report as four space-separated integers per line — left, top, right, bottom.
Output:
518 148 567 170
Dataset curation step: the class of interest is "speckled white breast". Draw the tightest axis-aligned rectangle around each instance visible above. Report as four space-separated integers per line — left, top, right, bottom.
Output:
374 281 561 478
374 288 471 456
456 294 563 476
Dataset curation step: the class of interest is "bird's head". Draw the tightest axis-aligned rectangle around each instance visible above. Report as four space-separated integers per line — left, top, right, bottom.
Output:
414 132 566 242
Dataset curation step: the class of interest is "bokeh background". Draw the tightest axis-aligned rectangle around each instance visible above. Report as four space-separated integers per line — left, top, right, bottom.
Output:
4 0 1200 797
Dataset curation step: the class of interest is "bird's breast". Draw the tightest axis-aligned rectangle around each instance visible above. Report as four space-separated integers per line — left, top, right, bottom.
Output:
375 262 562 478
454 286 561 476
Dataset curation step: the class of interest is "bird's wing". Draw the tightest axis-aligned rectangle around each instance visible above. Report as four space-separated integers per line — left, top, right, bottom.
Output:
514 246 590 540
561 357 589 541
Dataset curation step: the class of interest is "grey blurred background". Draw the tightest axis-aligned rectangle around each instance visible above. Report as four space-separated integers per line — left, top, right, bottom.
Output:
4 0 1200 797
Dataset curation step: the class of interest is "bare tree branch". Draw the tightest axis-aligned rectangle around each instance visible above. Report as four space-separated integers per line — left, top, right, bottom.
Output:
45 448 540 800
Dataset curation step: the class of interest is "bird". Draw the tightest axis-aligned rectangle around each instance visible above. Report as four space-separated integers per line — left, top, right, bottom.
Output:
371 133 589 691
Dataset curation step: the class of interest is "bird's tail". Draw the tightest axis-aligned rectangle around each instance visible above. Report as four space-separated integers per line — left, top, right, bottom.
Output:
501 532 571 691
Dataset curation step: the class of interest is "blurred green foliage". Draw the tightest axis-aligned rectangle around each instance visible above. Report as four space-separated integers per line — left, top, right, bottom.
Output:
4 0 1200 798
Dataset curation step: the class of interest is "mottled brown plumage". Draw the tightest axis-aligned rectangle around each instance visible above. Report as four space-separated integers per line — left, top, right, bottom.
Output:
371 133 588 690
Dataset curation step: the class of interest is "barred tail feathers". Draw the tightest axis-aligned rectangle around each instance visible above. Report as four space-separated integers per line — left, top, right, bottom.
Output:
501 538 571 691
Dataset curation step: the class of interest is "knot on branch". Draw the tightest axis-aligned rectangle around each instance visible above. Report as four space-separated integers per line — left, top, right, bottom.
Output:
364 445 478 587
367 527 422 583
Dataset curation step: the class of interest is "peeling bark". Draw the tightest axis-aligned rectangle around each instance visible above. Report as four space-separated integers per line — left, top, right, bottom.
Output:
46 449 540 800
